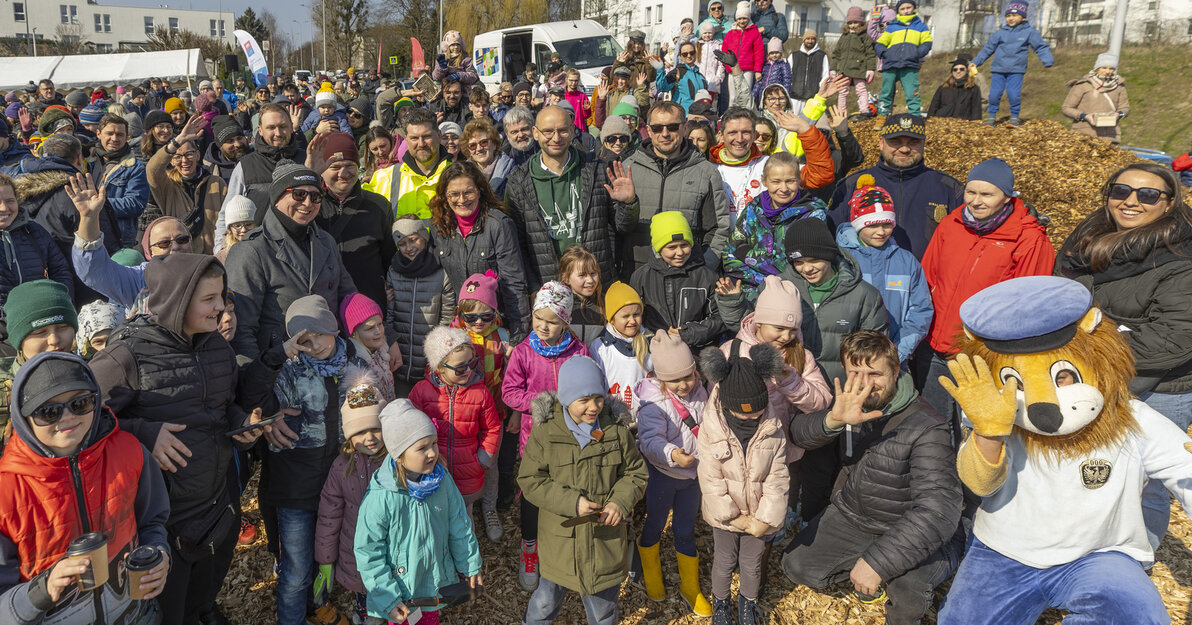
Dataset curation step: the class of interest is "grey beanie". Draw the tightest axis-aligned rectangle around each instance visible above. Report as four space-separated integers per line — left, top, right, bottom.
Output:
618 94 640 113
392 218 428 242
64 90 89 107
269 159 321 205
557 356 607 408
284 294 338 337
601 115 631 139
380 399 438 460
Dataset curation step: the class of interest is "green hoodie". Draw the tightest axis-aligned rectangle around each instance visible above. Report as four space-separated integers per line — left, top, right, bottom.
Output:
528 146 584 256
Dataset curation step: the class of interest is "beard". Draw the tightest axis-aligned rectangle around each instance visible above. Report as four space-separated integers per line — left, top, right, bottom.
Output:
862 384 897 412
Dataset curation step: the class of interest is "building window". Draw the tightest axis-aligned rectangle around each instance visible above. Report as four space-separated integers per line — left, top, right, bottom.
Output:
144 16 153 34
94 14 111 33
210 19 217 36
95 14 102 31
13 3 24 22
644 6 651 24
220 20 225 36
1187 18 1192 36
656 4 663 23
169 17 179 33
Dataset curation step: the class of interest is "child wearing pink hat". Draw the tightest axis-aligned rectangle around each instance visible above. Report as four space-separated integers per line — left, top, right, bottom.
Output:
341 292 396 401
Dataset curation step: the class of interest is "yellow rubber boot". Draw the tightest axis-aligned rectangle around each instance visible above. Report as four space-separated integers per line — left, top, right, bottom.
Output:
677 552 713 617
637 541 666 602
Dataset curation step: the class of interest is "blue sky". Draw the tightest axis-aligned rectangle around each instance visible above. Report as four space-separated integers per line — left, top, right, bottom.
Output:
101 0 318 45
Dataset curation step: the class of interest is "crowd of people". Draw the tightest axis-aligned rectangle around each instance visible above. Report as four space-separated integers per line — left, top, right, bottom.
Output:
0 1 1189 625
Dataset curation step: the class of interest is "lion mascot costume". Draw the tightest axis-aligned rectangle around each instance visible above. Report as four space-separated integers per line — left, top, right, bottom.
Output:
937 275 1192 625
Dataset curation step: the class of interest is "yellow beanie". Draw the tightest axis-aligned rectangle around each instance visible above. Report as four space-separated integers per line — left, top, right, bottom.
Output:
650 211 693 252
318 82 335 93
604 281 643 322
163 97 187 114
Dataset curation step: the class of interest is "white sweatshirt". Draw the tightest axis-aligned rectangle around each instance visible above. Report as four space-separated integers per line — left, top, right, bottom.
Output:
969 400 1192 568
588 326 652 415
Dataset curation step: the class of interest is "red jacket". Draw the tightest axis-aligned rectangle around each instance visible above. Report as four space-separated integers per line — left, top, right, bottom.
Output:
722 25 765 73
921 198 1056 354
409 371 501 496
0 415 142 581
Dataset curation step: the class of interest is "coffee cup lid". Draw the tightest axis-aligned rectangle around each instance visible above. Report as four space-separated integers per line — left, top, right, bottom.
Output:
127 545 162 569
65 532 106 556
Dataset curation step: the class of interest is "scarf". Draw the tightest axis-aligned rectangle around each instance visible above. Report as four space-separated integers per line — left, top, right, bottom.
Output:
253 133 298 165
393 247 439 279
92 142 132 163
528 330 573 358
961 202 1014 236
599 325 635 358
758 191 808 222
299 337 348 378
403 461 445 502
807 272 838 306
725 412 761 450
456 210 478 238
1087 71 1121 93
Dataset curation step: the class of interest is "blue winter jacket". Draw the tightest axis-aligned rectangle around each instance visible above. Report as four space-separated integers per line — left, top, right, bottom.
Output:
0 211 74 310
655 63 709 113
88 154 150 245
874 14 932 70
751 5 789 42
354 459 482 619
835 223 932 363
972 21 1054 74
0 139 31 171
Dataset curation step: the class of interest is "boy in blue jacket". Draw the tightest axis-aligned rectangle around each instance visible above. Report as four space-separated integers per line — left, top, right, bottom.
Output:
874 0 932 116
833 175 932 367
972 0 1053 127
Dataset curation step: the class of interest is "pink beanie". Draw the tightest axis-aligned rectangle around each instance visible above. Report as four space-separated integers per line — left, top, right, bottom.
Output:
650 332 696 381
754 275 803 330
767 37 783 54
339 292 383 337
459 271 499 311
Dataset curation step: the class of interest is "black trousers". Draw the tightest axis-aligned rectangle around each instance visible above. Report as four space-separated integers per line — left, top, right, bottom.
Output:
159 514 239 625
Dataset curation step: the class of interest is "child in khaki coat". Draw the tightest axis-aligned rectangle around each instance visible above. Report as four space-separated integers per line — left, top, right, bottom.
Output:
697 342 789 625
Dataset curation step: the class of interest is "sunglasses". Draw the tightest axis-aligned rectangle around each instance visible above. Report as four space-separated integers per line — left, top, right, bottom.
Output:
30 392 98 427
441 355 478 374
467 138 491 151
346 110 364 119
462 312 497 324
1108 183 1169 205
288 188 323 204
649 122 682 134
710 6 722 10
604 135 630 145
151 234 192 251
756 133 773 141
680 51 695 58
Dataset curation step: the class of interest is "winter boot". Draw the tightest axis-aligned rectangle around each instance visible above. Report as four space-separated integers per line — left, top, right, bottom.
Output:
636 541 666 601
1008 117 1022 127
983 116 996 126
676 553 713 616
519 540 540 591
711 596 733 625
738 595 764 625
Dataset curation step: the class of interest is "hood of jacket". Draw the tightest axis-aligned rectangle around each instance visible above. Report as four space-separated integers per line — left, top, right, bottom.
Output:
371 455 406 493
9 351 110 460
783 246 867 300
13 169 73 206
145 253 226 339
798 44 822 55
203 140 244 170
529 390 630 428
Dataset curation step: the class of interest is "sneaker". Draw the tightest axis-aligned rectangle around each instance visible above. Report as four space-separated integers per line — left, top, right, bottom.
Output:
483 507 504 542
1008 117 1022 127
307 603 348 625
237 518 257 545
738 595 764 625
520 541 540 591
711 596 733 625
983 117 996 126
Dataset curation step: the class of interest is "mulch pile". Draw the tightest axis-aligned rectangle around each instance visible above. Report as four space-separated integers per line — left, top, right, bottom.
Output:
218 119 1191 624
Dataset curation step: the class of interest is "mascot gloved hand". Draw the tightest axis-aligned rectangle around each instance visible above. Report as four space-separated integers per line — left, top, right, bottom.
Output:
940 353 1018 438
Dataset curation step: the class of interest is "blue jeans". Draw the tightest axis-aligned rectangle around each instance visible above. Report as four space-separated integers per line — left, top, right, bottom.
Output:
523 577 619 625
639 463 701 556
276 507 318 625
939 537 1167 625
987 72 1024 117
1139 390 1192 550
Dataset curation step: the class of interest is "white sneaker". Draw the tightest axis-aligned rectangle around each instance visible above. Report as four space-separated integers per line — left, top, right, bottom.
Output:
484 507 504 542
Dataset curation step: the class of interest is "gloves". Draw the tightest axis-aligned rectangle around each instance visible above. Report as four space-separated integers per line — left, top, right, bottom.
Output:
437 55 448 69
478 449 495 469
313 563 335 600
447 73 460 82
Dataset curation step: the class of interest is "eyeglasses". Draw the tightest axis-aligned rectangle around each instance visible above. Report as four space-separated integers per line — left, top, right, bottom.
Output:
288 189 323 204
649 123 682 134
462 312 497 324
447 189 477 202
467 138 490 151
536 127 571 137
171 151 199 161
229 222 256 233
604 135 630 145
441 355 478 374
30 392 98 427
1108 183 1169 205
764 96 787 102
151 234 192 250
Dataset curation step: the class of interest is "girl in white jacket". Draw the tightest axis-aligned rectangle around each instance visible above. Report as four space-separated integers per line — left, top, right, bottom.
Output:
696 23 728 102
589 282 652 418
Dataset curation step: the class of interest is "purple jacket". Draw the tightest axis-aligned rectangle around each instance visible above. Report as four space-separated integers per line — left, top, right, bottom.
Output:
314 451 385 593
634 377 709 480
501 335 590 454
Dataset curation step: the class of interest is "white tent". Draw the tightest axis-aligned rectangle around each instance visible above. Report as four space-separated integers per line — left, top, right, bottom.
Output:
0 49 207 91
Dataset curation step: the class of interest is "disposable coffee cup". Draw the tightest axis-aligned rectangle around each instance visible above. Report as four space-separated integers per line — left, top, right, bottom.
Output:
64 532 108 591
125 545 162 600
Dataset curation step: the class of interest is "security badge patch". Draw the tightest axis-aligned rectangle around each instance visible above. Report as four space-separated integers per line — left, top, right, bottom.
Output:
1080 459 1112 489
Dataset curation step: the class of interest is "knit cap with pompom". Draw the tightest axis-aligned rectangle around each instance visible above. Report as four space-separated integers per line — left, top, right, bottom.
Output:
848 174 896 233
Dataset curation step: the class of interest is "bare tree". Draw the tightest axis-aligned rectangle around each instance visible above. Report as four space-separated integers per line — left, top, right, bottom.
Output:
146 26 231 67
311 0 370 69
54 24 87 55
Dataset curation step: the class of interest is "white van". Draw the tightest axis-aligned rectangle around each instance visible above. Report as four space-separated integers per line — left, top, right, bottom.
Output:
473 20 622 95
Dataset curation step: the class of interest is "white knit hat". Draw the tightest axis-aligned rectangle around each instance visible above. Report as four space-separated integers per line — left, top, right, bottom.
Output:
423 326 472 372
735 1 751 19
380 399 438 460
224 195 257 226
314 91 336 108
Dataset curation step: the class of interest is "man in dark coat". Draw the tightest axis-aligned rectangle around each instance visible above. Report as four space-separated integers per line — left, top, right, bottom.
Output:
202 115 251 185
782 329 962 625
427 78 474 127
504 106 638 289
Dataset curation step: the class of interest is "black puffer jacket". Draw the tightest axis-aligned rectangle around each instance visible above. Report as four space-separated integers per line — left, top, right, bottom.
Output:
788 378 961 583
91 254 250 529
316 182 396 309
0 210 74 310
629 255 724 349
504 150 639 289
430 208 529 340
1057 222 1192 394
927 83 984 121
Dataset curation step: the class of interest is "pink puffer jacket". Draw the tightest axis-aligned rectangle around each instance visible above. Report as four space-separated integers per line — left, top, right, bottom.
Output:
721 25 765 73
500 335 590 454
720 312 833 462
696 385 789 533
314 451 386 593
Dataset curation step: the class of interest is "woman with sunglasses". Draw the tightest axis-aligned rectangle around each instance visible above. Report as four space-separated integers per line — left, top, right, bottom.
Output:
927 54 983 121
429 161 529 341
657 41 710 114
144 114 226 254
597 115 639 162
345 96 373 153
1057 161 1192 547
461 118 515 197
919 158 1055 421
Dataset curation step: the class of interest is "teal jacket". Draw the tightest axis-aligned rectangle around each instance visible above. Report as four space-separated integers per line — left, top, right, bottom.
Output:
354 459 482 618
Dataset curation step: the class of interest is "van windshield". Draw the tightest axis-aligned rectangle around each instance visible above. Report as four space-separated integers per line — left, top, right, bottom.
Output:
553 36 622 70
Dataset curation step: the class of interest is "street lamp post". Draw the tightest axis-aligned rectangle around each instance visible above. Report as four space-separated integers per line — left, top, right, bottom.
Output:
32 27 38 57
321 0 327 72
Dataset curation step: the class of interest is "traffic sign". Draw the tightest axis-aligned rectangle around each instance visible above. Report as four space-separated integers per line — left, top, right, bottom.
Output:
389 56 398 65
